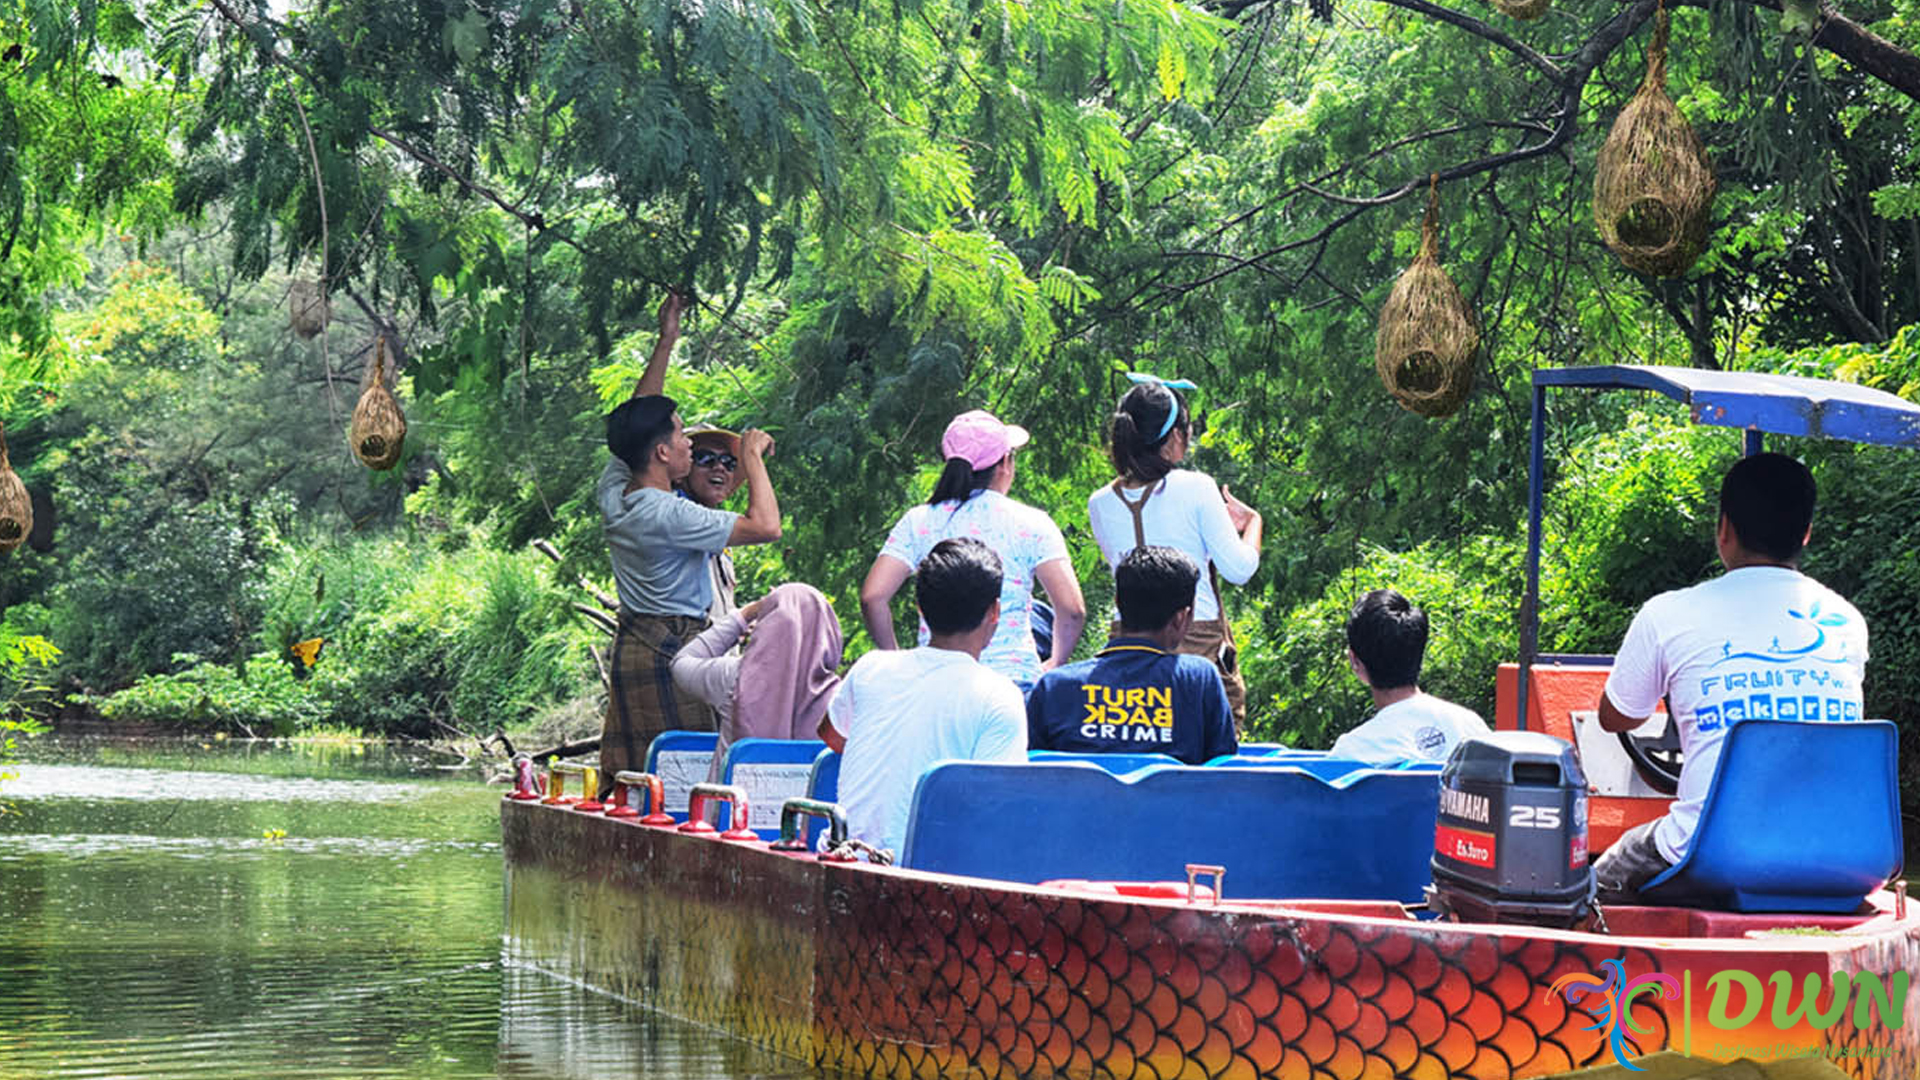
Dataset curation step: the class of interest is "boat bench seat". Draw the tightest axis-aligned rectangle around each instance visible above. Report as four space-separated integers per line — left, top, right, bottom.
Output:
644 731 718 816
720 738 827 838
640 732 823 837
1201 755 1444 781
1639 719 1902 913
1027 750 1183 773
898 762 1443 902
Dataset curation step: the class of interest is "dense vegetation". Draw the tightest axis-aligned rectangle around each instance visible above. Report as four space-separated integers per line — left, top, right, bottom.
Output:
2 0 1918 811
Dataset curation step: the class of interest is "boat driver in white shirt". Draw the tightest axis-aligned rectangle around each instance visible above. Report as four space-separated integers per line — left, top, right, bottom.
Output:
1331 589 1490 763
1593 453 1869 901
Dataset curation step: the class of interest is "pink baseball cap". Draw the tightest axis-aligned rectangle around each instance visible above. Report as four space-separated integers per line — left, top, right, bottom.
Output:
941 409 1031 469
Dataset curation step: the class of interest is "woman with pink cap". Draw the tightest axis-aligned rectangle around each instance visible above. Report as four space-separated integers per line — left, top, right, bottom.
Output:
859 410 1087 690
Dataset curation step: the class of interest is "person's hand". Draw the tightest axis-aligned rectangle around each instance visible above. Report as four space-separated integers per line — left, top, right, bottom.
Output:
1222 483 1257 532
739 597 768 625
658 290 686 339
740 428 775 460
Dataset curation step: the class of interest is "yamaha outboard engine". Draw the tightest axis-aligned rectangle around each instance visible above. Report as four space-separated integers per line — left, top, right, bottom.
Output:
1427 731 1594 927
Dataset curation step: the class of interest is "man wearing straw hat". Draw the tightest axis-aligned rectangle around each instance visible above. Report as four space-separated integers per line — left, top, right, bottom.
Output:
680 421 747 625
594 292 782 797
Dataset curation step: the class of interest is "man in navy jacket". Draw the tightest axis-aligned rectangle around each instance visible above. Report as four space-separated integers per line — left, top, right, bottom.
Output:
1027 546 1237 764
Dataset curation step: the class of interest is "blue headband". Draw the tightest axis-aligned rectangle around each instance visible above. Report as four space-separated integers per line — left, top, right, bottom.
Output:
1125 372 1197 441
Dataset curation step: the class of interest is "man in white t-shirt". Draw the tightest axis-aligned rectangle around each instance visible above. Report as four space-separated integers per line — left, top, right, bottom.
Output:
1330 589 1489 763
1594 453 1869 901
822 537 1028 857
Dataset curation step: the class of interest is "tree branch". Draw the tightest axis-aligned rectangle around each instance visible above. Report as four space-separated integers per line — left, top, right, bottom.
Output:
1372 0 1565 84
1160 0 1657 297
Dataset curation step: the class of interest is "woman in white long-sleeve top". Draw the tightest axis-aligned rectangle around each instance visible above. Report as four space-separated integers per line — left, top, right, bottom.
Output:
1086 375 1262 729
670 582 844 782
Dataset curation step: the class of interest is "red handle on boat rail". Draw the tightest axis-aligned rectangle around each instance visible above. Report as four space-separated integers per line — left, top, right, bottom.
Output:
769 798 847 855
682 784 758 841
608 771 675 826
545 760 603 812
506 754 542 801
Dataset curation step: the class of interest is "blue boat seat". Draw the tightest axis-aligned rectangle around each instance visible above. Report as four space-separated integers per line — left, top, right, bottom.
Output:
642 731 718 819
898 762 1442 902
1638 719 1902 913
719 738 827 839
1027 750 1183 773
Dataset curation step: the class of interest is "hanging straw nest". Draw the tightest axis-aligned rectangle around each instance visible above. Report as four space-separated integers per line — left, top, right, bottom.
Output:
1374 178 1479 418
1492 0 1549 22
289 279 330 339
1592 5 1716 277
0 423 31 556
350 338 407 470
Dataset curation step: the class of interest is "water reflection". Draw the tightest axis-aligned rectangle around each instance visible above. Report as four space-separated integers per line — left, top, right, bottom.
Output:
0 738 809 1080
4 762 424 802
498 966 804 1080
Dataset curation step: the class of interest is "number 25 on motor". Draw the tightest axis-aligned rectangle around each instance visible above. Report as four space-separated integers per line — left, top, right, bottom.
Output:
1509 805 1561 829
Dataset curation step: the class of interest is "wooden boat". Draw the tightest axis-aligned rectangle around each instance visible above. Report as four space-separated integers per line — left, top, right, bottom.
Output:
503 368 1920 1080
502 784 1917 1080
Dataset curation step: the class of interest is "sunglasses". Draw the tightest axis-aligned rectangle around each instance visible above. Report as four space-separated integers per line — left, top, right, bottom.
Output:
692 448 738 471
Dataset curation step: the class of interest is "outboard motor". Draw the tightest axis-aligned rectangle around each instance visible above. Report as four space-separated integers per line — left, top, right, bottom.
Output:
1427 731 1594 927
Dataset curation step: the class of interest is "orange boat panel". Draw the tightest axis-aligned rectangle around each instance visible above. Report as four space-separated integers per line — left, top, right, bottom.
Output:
1496 662 1673 855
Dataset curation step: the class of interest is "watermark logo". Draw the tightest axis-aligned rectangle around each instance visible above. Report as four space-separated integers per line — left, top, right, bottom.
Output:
1550 958 1680 1072
1546 963 1909 1070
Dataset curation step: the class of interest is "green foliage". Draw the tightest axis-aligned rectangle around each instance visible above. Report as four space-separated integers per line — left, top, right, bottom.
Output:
65 262 221 371
0 625 56 807
0 0 177 352
96 535 595 737
97 653 321 735
1536 414 1736 654
1250 536 1521 749
1801 444 1920 731
46 456 276 684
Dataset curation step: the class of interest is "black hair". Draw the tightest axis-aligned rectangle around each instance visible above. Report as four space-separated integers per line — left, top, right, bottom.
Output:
1346 588 1428 691
606 395 678 472
1719 452 1816 563
928 456 1003 506
1109 383 1189 485
1115 545 1201 633
916 537 1004 635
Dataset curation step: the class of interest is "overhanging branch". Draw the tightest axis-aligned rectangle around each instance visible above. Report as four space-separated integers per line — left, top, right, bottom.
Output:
1158 0 1657 297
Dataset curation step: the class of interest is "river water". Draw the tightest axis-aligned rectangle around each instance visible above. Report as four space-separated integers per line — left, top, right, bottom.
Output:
0 737 807 1080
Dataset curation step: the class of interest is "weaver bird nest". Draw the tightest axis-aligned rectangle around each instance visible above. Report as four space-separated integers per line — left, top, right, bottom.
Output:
1375 180 1479 418
289 279 331 339
1593 5 1716 277
350 338 408 471
0 423 31 555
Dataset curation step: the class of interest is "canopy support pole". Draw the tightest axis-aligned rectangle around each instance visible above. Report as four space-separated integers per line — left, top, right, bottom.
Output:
1518 381 1547 732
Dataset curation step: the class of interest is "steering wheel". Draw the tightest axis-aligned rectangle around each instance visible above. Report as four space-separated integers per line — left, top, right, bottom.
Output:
1617 707 1682 795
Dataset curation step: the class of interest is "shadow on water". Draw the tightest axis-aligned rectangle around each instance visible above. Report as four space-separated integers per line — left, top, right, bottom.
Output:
0 736 808 1080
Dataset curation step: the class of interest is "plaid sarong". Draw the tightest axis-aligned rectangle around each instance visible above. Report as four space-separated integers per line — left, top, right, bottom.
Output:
600 611 714 797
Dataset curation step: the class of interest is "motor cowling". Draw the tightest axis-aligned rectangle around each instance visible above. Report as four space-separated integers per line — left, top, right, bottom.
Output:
1428 731 1593 927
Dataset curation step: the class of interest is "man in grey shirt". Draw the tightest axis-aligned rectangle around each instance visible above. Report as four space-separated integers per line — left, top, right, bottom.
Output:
596 292 782 796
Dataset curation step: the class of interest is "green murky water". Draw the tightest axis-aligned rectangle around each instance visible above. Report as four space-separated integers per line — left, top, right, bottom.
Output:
0 737 805 1079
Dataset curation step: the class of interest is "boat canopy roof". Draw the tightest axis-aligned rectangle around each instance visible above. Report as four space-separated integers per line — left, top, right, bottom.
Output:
1534 364 1920 448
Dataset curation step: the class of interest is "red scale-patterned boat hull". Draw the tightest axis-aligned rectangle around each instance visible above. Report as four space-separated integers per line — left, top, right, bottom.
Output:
503 799 1920 1080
